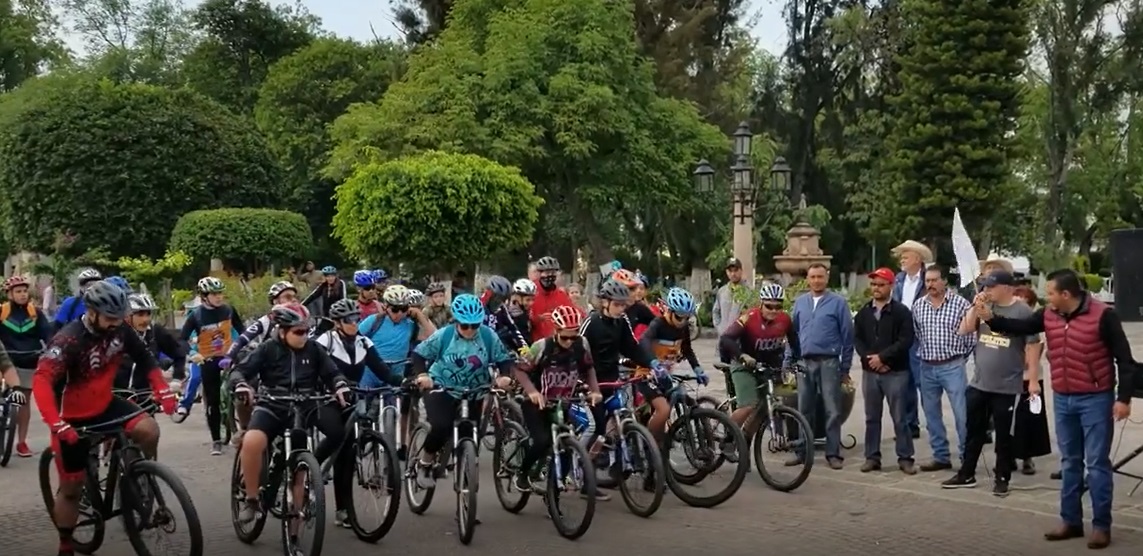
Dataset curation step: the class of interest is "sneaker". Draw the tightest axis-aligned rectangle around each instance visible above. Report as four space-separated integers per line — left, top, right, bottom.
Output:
237 498 262 523
719 439 739 463
172 406 189 423
415 461 437 489
210 441 223 456
992 479 1010 497
513 472 533 492
15 441 32 458
919 460 953 472
334 509 350 528
1021 459 1036 475
940 474 977 489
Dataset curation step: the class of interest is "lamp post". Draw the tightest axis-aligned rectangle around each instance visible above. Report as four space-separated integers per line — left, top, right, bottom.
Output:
694 122 793 287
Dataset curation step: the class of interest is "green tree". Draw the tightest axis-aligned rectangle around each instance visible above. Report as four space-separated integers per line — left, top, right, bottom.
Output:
183 0 317 112
54 0 195 85
330 0 725 265
1 0 65 91
332 151 542 270
861 0 1029 254
255 37 407 237
0 76 286 257
169 208 312 272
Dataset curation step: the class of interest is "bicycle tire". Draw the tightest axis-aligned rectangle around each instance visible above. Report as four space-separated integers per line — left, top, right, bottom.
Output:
664 407 749 508
121 459 205 556
694 395 724 413
404 423 434 514
492 419 530 513
381 405 399 453
230 447 268 543
39 448 106 554
754 405 814 492
280 451 326 556
0 406 14 467
545 435 595 540
346 429 401 543
455 438 479 545
615 421 665 518
219 385 233 445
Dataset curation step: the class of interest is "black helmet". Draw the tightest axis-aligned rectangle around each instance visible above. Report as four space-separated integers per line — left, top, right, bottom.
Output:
329 299 360 321
426 282 446 295
597 279 630 302
535 256 560 272
83 280 130 319
486 275 512 297
270 303 310 328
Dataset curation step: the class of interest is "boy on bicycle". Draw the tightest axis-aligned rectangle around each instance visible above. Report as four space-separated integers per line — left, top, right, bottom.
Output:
638 288 709 441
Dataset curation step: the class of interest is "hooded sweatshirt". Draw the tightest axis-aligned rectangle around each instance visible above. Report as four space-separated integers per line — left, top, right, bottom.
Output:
530 280 575 339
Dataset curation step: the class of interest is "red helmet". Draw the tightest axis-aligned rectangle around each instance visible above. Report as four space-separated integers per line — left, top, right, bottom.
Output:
270 303 310 328
4 275 30 291
550 305 583 330
611 269 640 288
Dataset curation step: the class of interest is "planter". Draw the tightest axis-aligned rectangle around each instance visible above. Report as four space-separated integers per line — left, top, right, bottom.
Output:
775 383 856 442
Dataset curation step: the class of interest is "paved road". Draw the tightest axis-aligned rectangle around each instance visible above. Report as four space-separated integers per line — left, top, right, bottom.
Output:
6 335 1143 554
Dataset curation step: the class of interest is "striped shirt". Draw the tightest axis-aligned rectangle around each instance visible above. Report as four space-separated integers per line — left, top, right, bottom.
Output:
912 292 975 362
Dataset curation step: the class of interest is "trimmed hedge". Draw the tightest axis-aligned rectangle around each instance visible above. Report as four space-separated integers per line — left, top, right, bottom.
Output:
169 208 313 266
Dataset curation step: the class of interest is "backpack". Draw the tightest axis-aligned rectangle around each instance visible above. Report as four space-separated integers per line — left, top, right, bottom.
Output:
65 297 83 323
0 301 36 323
437 324 498 362
365 314 419 348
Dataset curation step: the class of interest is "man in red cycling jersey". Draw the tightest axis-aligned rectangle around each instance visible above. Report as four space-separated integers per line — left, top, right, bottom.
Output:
530 256 575 339
33 281 177 556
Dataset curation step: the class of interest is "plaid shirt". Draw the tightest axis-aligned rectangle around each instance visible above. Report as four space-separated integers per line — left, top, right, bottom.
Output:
912 292 975 362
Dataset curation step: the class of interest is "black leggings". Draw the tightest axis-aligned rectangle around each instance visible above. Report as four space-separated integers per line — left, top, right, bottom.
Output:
200 358 223 442
333 408 356 512
520 400 552 475
422 391 482 454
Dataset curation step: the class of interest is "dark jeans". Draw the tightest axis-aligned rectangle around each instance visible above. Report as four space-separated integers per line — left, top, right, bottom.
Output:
862 370 913 463
903 345 921 432
1055 391 1115 531
959 387 1018 481
797 357 844 459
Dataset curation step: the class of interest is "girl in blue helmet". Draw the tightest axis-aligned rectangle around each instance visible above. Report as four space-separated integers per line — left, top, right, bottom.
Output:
637 287 708 440
352 270 382 318
409 294 516 489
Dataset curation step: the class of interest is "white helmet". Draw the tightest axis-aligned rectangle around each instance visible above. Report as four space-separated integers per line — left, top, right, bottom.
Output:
758 283 785 301
77 268 103 285
128 293 158 314
407 289 425 307
382 284 410 305
512 278 536 296
197 276 225 295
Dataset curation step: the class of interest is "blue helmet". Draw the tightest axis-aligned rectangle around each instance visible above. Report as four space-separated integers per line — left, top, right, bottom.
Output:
321 265 337 275
106 275 132 293
665 287 696 316
353 270 374 287
372 269 388 283
451 294 485 325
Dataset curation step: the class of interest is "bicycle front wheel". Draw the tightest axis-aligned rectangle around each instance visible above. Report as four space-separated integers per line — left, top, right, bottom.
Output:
615 421 665 518
664 407 749 508
120 459 205 556
404 423 434 514
346 430 401 543
545 435 596 540
280 451 325 556
0 404 15 467
455 438 479 545
492 419 530 513
754 405 814 492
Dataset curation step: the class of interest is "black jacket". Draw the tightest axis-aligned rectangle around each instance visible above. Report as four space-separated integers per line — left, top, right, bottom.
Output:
579 311 654 381
853 300 914 373
115 324 186 389
230 336 346 393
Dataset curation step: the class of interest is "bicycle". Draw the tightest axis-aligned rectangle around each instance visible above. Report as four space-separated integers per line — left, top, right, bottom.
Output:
377 359 409 454
38 406 204 556
0 379 25 467
405 384 488 545
481 383 524 451
712 361 814 491
585 377 665 518
229 390 330 556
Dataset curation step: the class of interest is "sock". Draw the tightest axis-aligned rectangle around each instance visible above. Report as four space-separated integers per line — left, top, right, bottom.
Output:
58 527 74 552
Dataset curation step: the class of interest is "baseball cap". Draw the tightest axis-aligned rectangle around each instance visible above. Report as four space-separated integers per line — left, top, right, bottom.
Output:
981 270 1016 288
725 257 742 269
868 267 895 283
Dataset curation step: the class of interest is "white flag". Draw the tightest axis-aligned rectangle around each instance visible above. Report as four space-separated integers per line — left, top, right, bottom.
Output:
951 208 980 288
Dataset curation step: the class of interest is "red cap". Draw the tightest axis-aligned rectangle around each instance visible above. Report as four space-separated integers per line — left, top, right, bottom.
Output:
868 267 895 283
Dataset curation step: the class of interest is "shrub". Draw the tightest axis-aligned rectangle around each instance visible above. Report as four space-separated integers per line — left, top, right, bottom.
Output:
169 208 313 272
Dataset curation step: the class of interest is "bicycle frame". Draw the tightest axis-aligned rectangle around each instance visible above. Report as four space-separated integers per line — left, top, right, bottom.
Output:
257 392 329 516
75 410 151 526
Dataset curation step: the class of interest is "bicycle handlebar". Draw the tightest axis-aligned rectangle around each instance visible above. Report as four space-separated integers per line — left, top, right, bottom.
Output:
74 407 151 436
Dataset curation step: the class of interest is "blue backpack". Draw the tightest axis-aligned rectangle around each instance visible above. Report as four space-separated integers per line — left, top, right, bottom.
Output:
437 324 498 362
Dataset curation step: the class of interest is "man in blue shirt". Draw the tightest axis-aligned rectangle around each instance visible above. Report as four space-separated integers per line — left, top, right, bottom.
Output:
788 263 855 470
53 268 104 331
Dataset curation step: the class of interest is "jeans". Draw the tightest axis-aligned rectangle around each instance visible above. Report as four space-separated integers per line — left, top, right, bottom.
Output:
903 345 921 432
797 357 844 459
918 359 968 464
862 370 913 463
1055 391 1115 531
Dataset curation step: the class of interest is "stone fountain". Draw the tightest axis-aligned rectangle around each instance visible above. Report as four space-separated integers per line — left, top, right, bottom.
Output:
773 194 832 279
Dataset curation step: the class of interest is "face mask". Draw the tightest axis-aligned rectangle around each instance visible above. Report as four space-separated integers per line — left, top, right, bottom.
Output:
539 276 557 290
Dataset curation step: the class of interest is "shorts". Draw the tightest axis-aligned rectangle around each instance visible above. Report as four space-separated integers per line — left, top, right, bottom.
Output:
730 368 761 408
635 381 666 405
248 401 320 439
53 397 147 481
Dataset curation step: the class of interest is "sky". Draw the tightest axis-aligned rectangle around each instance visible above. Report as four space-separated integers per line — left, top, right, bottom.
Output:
59 0 790 57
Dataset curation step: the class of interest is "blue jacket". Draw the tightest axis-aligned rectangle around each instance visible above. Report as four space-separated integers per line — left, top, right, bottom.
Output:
892 271 925 306
788 291 854 373
54 296 86 329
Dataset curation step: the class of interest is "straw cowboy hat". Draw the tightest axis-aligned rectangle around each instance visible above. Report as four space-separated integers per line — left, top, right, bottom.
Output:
891 240 934 263
979 256 1014 275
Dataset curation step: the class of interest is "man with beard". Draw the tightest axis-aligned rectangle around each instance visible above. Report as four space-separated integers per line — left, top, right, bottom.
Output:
530 256 575 339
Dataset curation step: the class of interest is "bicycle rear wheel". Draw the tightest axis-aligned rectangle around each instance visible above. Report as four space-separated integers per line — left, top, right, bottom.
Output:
280 451 325 556
346 430 401 543
39 448 106 554
545 435 596 540
230 447 268 543
0 403 15 467
754 405 814 492
120 459 205 556
455 438 479 545
664 407 748 508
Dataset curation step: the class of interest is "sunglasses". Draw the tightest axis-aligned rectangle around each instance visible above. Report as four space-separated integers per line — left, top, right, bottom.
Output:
287 328 308 337
458 323 479 331
340 315 360 325
762 303 783 310
557 334 579 342
389 305 409 313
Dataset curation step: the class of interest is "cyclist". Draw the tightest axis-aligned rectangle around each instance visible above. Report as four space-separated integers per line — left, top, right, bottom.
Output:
313 298 403 527
637 287 708 440
410 294 514 488
32 280 177 556
407 288 426 308
514 305 601 492
115 293 186 392
423 282 452 327
301 265 347 317
372 268 389 291
53 268 103 330
530 256 575 339
0 275 51 457
179 276 245 455
353 270 382 318
613 269 656 339
230 303 351 528
510 278 536 342
717 283 800 431
481 275 529 354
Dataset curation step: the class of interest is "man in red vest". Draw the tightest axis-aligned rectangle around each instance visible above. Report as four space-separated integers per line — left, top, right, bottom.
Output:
978 268 1136 549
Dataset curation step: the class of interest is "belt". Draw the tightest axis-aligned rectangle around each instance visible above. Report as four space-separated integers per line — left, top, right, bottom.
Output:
921 356 963 365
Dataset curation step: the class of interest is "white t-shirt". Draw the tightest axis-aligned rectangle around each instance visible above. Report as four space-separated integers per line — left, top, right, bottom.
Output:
901 272 922 309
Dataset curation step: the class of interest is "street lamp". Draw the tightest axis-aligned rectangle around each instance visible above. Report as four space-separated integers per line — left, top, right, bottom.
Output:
730 154 754 223
733 121 752 157
770 156 791 195
693 159 715 194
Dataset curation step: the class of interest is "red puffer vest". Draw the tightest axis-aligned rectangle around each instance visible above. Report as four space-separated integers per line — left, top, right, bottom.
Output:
1043 296 1113 395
